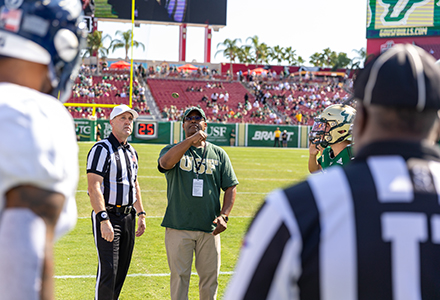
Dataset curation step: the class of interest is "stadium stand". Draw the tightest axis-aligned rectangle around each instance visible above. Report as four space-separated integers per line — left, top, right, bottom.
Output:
65 65 352 125
146 78 272 123
66 71 150 119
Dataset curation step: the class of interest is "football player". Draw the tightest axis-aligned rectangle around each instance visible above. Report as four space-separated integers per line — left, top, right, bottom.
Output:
0 0 85 299
308 104 356 173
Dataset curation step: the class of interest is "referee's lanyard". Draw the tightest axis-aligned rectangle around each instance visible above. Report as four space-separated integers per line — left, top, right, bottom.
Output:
189 144 206 197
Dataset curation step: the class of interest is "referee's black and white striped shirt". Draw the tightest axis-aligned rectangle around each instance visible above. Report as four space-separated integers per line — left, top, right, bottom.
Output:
225 141 440 300
87 133 139 206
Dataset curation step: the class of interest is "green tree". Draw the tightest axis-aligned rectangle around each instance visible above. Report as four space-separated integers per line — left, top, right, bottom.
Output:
347 47 368 77
283 47 299 66
82 30 111 60
331 52 351 70
309 52 324 67
351 47 367 68
215 38 242 79
268 45 285 65
321 47 336 67
258 43 271 64
237 45 253 64
246 35 270 64
109 29 145 61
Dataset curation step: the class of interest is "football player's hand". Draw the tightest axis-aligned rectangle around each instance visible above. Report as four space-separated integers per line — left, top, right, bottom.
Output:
309 142 322 156
101 220 114 242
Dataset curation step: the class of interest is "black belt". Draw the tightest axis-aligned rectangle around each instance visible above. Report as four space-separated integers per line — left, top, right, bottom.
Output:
106 205 133 215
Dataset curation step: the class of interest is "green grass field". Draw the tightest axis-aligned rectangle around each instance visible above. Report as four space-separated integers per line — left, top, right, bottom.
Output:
54 143 310 299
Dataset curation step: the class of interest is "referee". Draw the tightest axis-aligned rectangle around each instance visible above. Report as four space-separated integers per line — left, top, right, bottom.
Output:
225 44 440 299
87 105 146 299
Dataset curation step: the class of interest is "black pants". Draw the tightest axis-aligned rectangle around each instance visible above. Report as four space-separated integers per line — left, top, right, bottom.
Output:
92 210 136 300
274 137 281 147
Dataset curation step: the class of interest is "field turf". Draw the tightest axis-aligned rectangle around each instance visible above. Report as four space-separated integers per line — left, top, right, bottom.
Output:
54 143 310 299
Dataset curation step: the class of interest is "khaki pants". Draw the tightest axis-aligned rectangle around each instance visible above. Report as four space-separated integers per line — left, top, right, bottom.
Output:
165 228 221 300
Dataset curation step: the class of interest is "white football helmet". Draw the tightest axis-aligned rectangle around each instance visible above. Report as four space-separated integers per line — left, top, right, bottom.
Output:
309 104 356 147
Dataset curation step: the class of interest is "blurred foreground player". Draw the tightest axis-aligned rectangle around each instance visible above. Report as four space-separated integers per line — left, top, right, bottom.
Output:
308 104 356 173
225 44 440 299
0 1 85 299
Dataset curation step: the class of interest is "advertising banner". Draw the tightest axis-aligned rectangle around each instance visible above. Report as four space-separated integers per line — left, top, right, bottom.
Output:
74 119 172 144
247 125 299 148
75 120 308 148
206 123 236 146
367 0 440 39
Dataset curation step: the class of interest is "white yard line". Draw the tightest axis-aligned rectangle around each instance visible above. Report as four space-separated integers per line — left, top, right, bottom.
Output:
78 216 253 219
77 190 271 194
55 271 234 279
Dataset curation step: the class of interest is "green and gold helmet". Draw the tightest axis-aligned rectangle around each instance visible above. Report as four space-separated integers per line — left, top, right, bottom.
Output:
309 104 356 148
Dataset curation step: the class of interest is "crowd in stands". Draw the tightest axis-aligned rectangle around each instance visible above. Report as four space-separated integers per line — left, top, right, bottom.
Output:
151 79 264 123
157 77 350 126
66 63 351 126
66 66 150 119
137 63 221 80
245 77 351 125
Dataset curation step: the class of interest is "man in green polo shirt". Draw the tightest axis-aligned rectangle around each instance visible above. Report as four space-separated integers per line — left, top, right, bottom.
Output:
308 104 356 173
158 106 239 300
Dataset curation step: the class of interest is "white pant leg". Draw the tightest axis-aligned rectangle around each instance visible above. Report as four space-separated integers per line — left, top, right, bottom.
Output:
0 208 46 300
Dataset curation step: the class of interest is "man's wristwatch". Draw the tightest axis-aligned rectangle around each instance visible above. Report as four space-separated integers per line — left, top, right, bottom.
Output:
97 210 109 222
221 214 229 223
137 211 146 217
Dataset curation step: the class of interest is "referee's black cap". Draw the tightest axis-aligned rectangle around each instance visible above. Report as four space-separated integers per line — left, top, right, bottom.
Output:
354 44 440 111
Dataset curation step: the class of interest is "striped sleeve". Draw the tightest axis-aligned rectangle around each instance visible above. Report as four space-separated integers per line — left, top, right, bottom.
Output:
87 143 109 177
224 189 303 300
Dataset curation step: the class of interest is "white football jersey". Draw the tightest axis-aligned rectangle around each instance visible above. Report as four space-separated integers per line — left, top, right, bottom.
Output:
0 83 78 239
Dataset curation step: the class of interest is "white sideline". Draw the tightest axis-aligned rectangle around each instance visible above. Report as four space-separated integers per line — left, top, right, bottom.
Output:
55 271 234 279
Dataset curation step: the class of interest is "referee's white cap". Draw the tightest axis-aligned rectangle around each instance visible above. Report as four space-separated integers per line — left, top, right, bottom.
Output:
110 105 139 120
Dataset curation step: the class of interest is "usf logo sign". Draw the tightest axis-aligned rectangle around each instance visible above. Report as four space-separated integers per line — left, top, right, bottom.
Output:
378 0 432 27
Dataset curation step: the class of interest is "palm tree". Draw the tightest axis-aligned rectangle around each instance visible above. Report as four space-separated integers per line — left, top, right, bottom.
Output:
347 47 368 77
352 47 367 68
246 35 269 65
322 47 337 67
331 52 351 70
297 56 305 66
215 38 241 80
83 30 111 61
109 29 145 61
309 52 324 67
237 45 253 64
268 45 284 65
283 47 298 66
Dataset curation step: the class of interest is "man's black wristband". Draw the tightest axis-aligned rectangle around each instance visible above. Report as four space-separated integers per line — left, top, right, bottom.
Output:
97 210 109 222
137 211 146 217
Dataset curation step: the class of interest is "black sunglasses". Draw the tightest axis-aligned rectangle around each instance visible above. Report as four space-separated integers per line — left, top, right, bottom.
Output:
185 115 204 122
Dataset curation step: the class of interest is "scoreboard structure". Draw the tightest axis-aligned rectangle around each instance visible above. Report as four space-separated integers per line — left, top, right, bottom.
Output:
366 0 440 59
92 0 227 27
84 0 228 63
